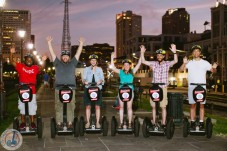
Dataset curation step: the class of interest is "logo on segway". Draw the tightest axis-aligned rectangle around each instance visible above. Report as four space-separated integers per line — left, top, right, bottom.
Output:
90 92 98 99
196 93 204 100
152 92 159 99
22 92 30 100
62 93 70 100
122 92 129 99
0 129 23 150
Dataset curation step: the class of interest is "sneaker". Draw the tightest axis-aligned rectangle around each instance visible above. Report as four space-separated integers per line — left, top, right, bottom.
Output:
112 105 117 108
19 123 26 130
96 123 101 129
199 122 205 131
118 123 123 129
85 122 90 129
67 122 73 130
57 123 62 130
190 121 196 130
30 122 36 129
128 123 132 129
112 105 120 110
159 124 166 131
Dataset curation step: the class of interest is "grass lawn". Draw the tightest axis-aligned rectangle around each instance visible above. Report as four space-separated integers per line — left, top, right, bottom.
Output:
0 92 19 134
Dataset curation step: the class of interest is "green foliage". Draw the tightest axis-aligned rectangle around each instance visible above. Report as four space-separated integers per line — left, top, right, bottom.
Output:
0 93 19 134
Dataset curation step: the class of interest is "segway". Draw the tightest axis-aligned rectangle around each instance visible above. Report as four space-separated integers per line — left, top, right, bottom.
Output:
79 82 108 136
111 83 140 137
13 83 43 139
142 83 175 139
50 84 79 138
183 83 213 139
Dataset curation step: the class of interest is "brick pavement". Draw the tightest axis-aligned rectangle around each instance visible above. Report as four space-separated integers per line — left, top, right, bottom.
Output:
0 85 227 151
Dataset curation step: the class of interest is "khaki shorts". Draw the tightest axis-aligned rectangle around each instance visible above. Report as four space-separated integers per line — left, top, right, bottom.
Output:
150 87 168 108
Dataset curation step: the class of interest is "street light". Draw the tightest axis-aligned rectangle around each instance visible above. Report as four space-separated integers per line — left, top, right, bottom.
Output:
0 0 6 119
18 29 26 62
27 42 34 54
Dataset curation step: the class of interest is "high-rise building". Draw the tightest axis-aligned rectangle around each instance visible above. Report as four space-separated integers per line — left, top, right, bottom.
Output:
1 10 31 62
162 8 190 34
116 10 142 58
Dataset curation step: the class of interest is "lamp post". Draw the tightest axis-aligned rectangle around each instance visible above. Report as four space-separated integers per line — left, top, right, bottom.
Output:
0 0 5 120
18 29 26 62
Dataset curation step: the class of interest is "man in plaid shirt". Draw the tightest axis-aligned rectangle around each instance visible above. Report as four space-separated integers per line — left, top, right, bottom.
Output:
140 44 178 130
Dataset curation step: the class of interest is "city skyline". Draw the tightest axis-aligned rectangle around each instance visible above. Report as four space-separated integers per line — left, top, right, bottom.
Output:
5 0 216 57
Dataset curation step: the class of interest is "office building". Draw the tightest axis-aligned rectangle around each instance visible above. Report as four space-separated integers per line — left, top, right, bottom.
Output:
162 8 190 34
116 10 142 58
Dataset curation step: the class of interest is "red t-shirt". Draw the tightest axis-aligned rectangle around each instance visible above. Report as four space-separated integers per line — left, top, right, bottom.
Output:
16 63 40 94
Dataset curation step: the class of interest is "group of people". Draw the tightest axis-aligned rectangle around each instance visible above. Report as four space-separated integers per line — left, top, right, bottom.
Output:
10 35 217 131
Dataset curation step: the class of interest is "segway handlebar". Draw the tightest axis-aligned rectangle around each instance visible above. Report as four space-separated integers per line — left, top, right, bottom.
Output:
190 83 206 86
147 82 165 86
55 84 75 89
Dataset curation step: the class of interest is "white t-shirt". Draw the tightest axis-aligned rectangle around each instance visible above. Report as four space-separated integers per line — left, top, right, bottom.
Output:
186 59 211 84
186 59 211 104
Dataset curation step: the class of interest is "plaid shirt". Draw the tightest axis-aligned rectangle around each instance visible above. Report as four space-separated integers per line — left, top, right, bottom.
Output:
150 61 172 87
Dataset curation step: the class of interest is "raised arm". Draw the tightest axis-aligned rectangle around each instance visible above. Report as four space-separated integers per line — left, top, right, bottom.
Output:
179 57 188 71
9 46 16 67
110 52 120 74
46 36 56 61
210 62 218 73
169 44 178 66
133 57 141 74
140 45 151 66
74 37 85 60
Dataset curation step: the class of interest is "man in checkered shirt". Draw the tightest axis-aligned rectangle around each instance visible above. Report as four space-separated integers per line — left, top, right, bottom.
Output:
140 44 178 130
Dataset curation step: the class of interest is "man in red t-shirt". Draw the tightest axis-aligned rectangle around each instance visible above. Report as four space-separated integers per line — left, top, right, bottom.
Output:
10 46 46 130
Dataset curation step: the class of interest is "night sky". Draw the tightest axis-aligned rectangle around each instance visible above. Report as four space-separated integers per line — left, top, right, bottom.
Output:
4 0 216 57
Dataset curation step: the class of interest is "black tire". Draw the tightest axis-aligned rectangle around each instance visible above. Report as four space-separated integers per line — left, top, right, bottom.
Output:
134 117 140 137
142 117 150 138
102 116 108 136
166 118 174 139
111 116 117 136
13 117 19 130
79 116 85 136
74 117 79 137
50 117 56 138
37 117 43 139
183 117 189 138
206 117 213 139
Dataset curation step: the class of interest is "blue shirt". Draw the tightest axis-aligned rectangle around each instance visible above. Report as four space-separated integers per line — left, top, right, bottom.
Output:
119 69 134 90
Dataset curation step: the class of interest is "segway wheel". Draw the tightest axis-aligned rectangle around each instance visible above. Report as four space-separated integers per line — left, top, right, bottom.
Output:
37 117 43 139
102 116 108 136
183 117 189 138
142 117 150 138
166 118 175 139
134 116 140 137
206 117 213 139
73 117 79 137
111 116 117 136
79 116 85 136
13 117 19 130
50 117 56 138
